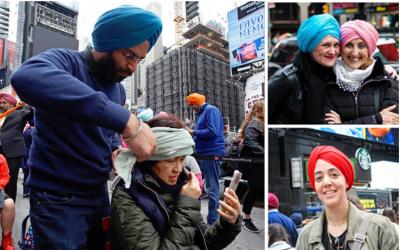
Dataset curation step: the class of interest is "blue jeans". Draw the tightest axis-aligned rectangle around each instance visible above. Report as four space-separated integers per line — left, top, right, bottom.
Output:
199 160 221 225
29 185 110 250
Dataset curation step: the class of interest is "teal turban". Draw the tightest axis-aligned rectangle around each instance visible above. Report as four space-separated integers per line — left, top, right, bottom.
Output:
92 5 162 52
297 14 341 53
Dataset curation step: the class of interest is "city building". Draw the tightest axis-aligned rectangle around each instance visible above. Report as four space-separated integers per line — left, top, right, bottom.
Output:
15 1 79 68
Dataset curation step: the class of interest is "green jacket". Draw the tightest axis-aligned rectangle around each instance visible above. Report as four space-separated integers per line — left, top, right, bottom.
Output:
296 202 399 250
111 173 241 250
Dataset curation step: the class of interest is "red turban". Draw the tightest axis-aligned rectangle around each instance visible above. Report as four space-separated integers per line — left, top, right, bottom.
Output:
186 93 205 106
308 146 354 191
0 93 17 106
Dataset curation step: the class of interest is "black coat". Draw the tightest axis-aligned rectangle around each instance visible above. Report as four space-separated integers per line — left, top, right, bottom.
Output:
268 52 335 124
324 58 399 124
240 119 264 188
0 106 33 158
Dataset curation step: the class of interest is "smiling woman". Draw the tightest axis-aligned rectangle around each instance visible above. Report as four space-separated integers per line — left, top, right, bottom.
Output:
296 146 399 250
324 19 399 125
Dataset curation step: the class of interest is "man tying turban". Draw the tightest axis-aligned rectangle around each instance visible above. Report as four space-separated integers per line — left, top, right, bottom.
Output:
296 145 399 249
269 14 341 124
186 92 225 225
10 5 161 249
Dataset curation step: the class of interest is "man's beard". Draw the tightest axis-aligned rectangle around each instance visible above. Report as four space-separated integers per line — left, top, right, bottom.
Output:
94 53 132 85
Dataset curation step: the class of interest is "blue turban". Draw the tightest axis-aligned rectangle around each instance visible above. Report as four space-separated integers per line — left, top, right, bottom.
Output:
92 5 162 52
297 14 340 53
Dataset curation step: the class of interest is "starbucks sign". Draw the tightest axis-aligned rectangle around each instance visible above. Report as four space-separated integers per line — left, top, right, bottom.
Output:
355 148 372 170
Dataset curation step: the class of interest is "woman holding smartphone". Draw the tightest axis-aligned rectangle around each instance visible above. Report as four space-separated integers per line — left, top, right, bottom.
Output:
111 114 241 249
296 146 398 249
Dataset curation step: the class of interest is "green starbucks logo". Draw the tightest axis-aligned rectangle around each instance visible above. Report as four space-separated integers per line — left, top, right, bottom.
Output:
355 148 371 171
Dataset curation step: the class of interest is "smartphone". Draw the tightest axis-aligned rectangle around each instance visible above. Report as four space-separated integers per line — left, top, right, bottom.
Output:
228 170 242 192
182 166 190 179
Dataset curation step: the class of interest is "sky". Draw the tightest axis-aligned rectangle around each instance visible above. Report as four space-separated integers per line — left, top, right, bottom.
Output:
43 0 249 49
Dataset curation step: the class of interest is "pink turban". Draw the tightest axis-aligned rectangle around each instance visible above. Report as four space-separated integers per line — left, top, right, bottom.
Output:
340 20 379 56
308 146 354 191
0 93 17 106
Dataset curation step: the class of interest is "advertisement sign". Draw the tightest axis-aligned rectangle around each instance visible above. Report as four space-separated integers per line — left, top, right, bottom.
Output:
5 40 15 70
228 1 265 71
244 71 264 114
314 128 396 145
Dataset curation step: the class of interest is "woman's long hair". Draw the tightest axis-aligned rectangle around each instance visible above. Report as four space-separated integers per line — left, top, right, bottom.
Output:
239 100 265 139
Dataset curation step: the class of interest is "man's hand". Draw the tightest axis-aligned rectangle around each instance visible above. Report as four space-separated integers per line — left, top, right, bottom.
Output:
122 114 157 162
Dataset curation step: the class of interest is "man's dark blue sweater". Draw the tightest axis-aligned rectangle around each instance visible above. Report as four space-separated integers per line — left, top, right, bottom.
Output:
10 48 131 196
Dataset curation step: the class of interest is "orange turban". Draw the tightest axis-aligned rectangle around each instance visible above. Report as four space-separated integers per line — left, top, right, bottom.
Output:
186 93 205 106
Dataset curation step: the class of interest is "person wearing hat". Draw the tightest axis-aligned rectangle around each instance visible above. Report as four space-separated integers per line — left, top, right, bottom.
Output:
269 14 341 124
324 19 399 124
296 146 399 249
268 192 299 247
0 93 32 203
10 5 161 249
186 93 225 225
111 114 241 249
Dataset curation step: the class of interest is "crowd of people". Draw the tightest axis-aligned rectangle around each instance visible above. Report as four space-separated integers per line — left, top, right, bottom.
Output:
0 4 265 250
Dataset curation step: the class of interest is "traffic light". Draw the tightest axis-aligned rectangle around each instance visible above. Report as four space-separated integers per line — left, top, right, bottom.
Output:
185 1 199 22
323 3 329 14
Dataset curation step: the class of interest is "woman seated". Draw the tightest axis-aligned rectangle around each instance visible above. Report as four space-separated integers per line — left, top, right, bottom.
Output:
324 20 399 124
111 114 241 249
296 146 399 249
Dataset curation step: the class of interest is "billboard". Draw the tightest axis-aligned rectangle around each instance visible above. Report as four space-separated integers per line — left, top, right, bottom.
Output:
227 1 265 72
314 127 397 145
32 25 79 56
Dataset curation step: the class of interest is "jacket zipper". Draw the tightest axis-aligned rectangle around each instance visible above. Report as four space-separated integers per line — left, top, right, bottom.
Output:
139 182 171 224
197 225 208 250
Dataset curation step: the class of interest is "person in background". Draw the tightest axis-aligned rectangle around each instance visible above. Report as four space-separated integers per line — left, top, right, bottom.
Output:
21 117 35 198
186 93 225 225
239 100 264 233
296 146 399 249
382 207 400 234
0 154 16 250
290 212 303 235
268 223 296 250
0 93 32 202
10 5 160 249
111 114 241 249
183 154 203 191
268 192 299 247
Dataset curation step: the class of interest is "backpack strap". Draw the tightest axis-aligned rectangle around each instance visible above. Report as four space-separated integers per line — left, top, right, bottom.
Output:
351 213 372 250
